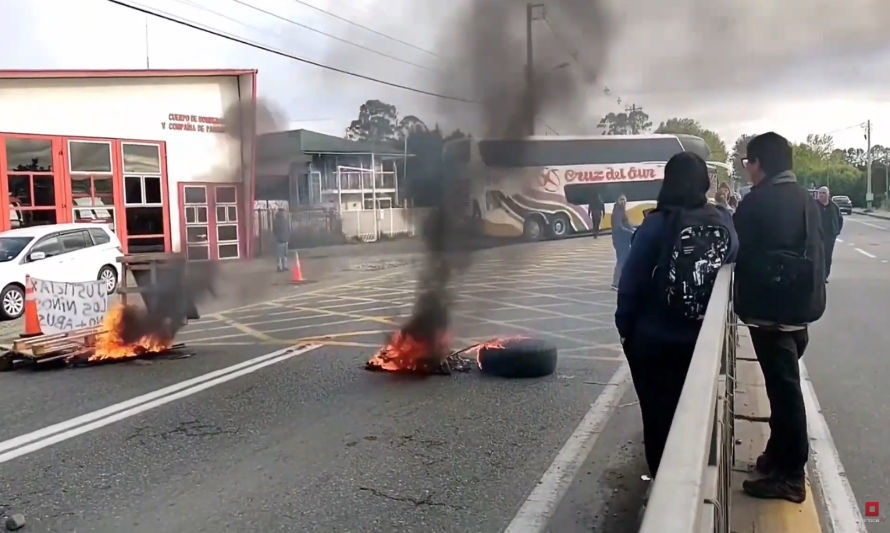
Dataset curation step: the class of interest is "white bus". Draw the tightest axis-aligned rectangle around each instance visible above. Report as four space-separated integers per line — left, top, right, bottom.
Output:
442 134 717 240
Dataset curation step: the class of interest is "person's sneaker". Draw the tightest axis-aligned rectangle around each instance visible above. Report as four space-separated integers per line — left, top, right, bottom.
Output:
755 453 775 476
742 476 806 503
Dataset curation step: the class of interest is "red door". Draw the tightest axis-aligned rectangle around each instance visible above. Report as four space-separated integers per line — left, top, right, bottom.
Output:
180 183 241 260
0 135 67 230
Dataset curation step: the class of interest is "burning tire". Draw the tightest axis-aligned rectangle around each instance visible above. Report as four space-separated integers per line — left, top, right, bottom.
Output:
477 337 558 378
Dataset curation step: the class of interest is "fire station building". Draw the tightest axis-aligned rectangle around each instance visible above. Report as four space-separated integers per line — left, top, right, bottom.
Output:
0 69 258 261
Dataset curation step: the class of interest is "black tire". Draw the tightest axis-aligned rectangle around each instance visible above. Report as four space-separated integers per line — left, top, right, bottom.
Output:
98 265 118 294
549 213 572 239
523 216 545 242
0 284 25 320
477 338 558 378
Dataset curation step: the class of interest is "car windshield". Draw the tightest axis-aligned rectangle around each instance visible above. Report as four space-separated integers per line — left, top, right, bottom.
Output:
0 236 34 262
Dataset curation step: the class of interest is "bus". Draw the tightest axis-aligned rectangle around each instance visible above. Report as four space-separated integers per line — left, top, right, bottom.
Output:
442 134 718 240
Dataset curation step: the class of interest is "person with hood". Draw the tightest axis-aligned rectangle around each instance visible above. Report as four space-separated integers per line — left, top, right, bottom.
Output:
610 194 634 289
615 152 737 476
734 132 826 503
273 207 291 272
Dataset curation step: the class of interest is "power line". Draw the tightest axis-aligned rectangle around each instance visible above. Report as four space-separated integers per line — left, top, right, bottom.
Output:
107 0 475 103
291 0 440 58
231 0 435 72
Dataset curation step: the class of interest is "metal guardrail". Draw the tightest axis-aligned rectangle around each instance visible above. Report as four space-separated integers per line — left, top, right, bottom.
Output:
639 266 737 533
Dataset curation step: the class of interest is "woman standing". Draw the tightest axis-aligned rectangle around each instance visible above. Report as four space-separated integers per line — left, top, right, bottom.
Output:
610 194 634 289
614 152 738 476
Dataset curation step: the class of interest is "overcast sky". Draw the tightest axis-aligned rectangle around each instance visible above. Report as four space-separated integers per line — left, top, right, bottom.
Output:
2 0 889 152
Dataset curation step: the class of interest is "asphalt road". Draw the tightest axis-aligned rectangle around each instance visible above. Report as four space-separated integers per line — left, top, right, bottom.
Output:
0 236 650 532
804 214 890 531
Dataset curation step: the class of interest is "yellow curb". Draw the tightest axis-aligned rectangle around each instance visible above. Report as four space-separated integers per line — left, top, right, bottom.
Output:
731 330 823 532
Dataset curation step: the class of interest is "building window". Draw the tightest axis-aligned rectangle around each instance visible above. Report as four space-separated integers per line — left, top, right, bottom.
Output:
121 143 164 253
69 140 115 229
7 138 57 228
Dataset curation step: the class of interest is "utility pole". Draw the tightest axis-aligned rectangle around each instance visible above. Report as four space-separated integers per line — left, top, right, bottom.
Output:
526 3 545 136
866 119 873 208
625 104 643 134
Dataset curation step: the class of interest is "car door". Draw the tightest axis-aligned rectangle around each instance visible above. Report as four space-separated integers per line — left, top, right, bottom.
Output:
57 230 97 282
22 233 68 282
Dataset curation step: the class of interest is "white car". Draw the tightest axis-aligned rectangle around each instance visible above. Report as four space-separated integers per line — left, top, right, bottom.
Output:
0 223 123 320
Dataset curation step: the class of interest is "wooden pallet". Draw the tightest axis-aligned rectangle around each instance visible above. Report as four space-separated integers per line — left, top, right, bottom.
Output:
11 326 102 358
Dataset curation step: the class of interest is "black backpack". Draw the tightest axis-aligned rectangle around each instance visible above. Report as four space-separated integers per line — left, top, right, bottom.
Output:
653 206 731 320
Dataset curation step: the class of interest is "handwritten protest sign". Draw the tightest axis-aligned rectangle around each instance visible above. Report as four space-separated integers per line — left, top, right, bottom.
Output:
30 278 110 334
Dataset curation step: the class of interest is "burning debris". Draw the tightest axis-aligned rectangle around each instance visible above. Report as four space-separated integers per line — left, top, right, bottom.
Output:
365 334 556 379
92 304 174 362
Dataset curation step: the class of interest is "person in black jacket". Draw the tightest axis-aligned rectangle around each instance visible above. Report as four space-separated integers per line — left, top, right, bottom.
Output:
588 193 605 238
734 132 826 503
273 207 291 272
615 152 737 476
817 186 843 282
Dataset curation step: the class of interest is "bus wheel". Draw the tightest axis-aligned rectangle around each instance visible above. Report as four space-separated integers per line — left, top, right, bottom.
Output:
549 213 571 239
523 216 544 241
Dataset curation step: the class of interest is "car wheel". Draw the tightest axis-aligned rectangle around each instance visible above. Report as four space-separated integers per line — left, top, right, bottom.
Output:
98 266 118 294
523 216 545 241
477 337 558 378
0 284 25 320
549 213 572 239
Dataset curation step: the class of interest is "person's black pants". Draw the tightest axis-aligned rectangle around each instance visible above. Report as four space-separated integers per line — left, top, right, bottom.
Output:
824 237 836 279
749 327 809 479
591 215 602 238
624 337 695 476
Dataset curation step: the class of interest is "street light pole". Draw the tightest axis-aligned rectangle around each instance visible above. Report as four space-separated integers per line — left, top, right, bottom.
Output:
866 119 873 209
526 3 545 136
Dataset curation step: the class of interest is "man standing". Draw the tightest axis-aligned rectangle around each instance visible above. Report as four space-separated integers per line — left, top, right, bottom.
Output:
733 132 826 503
817 186 843 282
273 207 291 272
588 193 605 238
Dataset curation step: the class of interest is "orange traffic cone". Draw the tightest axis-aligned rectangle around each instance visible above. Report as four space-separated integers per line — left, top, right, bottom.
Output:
21 275 42 338
290 251 305 284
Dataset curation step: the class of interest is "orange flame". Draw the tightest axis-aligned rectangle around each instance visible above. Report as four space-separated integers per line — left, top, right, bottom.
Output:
466 336 530 368
90 304 172 362
366 329 452 372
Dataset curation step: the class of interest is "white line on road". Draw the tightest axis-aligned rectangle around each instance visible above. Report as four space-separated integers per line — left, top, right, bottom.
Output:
846 218 888 231
855 248 877 259
0 344 320 464
800 361 867 533
505 362 631 533
836 238 844 243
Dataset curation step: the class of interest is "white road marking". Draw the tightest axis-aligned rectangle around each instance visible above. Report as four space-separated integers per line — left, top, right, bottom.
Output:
855 248 877 259
505 362 631 533
800 362 867 533
846 218 888 231
836 238 844 243
848 242 856 247
0 344 320 464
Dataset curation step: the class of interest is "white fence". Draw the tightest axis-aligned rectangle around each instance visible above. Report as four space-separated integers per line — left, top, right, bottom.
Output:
340 207 431 242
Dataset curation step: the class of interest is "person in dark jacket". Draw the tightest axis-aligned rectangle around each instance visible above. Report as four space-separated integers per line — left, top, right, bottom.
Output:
817 186 843 282
615 152 737 476
273 207 291 272
588 193 605 238
734 132 826 503
610 194 634 289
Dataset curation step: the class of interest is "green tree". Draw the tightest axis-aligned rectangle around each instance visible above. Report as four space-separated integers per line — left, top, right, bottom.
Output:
598 105 651 135
655 117 729 166
345 99 399 142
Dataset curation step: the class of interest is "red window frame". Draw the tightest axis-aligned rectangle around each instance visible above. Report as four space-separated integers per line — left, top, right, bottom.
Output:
178 182 246 260
0 135 67 228
0 132 172 254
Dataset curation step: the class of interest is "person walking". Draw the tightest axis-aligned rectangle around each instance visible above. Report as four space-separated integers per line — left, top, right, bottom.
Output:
273 207 291 272
734 132 826 503
610 194 635 289
715 189 734 215
817 186 843 282
588 193 605 238
615 152 737 476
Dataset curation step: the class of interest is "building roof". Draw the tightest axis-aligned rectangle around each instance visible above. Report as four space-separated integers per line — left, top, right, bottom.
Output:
0 69 257 80
258 129 406 159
